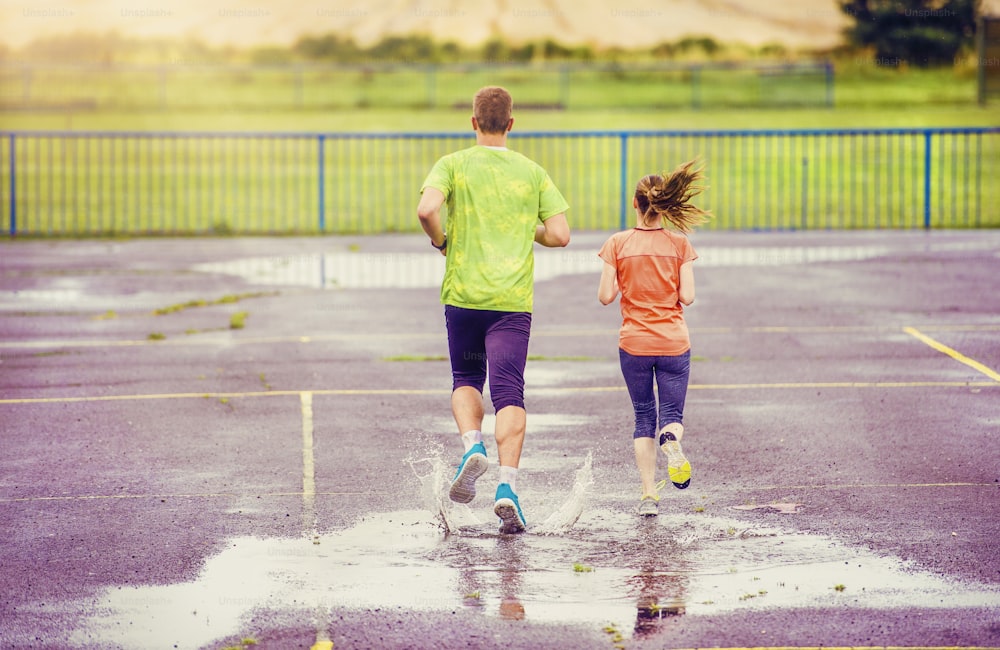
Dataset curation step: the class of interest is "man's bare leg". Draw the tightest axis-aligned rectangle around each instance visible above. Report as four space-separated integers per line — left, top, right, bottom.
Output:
494 405 526 469
448 386 488 504
493 404 527 532
452 386 484 435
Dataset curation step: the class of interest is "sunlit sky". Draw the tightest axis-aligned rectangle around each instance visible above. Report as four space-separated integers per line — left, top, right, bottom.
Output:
1 0 878 50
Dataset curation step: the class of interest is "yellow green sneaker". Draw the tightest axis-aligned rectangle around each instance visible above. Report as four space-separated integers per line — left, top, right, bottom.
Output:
637 479 667 516
659 431 691 489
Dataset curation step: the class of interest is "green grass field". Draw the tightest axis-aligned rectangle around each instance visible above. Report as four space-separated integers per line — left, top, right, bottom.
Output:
2 104 999 134
1 62 998 133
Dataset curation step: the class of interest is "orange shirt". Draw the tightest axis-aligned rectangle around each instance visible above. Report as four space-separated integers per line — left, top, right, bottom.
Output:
598 228 698 356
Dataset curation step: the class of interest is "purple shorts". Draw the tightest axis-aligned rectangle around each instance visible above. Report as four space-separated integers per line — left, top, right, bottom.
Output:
444 305 532 413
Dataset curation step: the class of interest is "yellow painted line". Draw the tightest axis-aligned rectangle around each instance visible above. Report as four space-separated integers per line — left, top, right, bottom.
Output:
0 388 450 405
0 491 371 503
3 323 998 350
674 647 1000 650
752 481 991 490
904 326 1000 382
912 324 1000 332
687 381 998 390
2 381 997 405
571 381 998 392
3 483 993 504
0 334 436 350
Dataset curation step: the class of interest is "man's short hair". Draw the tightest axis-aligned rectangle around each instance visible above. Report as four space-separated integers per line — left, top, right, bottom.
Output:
474 86 512 134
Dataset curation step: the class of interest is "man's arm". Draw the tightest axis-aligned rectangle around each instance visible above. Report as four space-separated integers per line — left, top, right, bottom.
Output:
535 213 570 248
417 187 447 253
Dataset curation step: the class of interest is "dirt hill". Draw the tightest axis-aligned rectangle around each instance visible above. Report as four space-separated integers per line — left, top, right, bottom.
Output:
4 0 999 51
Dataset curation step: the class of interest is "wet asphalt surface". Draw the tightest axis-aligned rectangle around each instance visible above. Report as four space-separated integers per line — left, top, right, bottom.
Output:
1 230 999 649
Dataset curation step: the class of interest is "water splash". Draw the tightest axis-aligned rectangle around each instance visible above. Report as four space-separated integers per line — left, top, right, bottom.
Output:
534 450 594 535
407 454 483 534
409 450 594 536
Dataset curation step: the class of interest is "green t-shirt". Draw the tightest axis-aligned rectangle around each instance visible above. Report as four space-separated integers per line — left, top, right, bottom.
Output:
421 145 569 313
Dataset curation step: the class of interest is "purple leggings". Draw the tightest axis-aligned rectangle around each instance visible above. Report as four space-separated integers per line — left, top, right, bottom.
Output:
445 305 532 412
619 348 691 439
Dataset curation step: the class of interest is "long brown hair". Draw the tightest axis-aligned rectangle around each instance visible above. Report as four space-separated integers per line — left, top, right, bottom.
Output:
634 160 711 233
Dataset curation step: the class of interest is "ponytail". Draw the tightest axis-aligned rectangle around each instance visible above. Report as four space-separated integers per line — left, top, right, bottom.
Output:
634 160 711 233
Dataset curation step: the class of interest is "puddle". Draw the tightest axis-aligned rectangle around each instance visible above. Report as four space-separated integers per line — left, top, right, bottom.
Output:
66 449 1000 649
191 245 911 290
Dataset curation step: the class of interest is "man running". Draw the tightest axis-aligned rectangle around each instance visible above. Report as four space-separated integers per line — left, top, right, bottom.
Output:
417 86 570 534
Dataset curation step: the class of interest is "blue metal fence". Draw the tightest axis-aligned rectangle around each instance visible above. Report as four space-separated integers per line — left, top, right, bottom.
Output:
2 127 997 236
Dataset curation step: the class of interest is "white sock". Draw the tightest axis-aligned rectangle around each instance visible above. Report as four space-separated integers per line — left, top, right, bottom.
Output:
461 429 483 452
498 465 518 492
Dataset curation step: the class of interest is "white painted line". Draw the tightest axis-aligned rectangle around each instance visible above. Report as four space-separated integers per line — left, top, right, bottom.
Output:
300 392 319 541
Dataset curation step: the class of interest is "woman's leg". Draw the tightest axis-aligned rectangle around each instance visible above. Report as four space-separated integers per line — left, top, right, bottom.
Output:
619 349 659 496
633 437 658 497
654 351 692 489
654 350 691 433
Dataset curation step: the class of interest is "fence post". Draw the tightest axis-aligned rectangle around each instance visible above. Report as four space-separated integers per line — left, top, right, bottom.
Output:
317 135 326 232
21 67 31 105
923 130 932 230
825 61 834 108
158 66 167 110
691 67 701 110
801 155 809 230
559 65 571 108
619 132 629 230
977 15 986 106
8 133 15 237
425 65 436 108
294 67 304 109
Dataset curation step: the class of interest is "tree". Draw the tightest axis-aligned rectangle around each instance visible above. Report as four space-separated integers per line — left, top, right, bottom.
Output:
839 0 982 66
292 34 362 63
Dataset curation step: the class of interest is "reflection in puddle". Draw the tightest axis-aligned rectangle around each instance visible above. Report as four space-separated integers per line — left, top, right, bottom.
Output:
191 245 902 290
71 450 1000 649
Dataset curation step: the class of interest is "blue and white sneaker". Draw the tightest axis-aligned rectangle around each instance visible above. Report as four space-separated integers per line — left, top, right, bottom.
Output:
448 443 488 504
494 483 526 534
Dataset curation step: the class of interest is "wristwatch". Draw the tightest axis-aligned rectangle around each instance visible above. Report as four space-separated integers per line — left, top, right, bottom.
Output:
432 236 448 251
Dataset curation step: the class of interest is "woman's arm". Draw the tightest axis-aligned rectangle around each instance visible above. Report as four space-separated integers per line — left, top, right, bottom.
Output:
598 262 619 305
678 261 695 306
